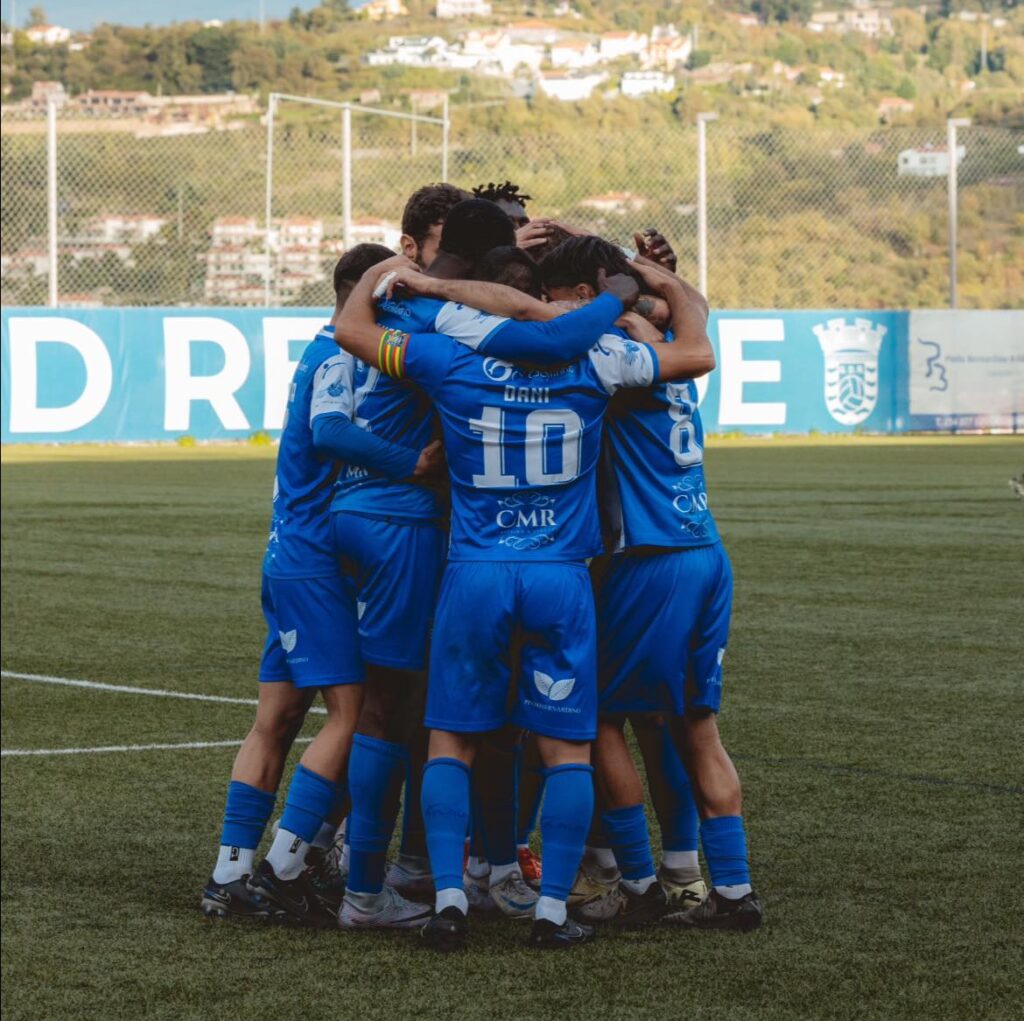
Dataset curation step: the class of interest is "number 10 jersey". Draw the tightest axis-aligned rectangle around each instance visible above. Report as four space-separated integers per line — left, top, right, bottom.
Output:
384 331 658 562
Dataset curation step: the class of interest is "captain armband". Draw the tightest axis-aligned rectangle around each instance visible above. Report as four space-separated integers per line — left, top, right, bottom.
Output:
378 328 410 379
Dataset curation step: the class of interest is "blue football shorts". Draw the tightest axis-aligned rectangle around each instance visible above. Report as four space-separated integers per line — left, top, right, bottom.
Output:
258 571 363 688
332 511 446 671
426 561 597 741
596 542 732 716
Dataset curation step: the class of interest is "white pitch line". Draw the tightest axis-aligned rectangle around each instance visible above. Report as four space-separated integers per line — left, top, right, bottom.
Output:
0 670 327 714
2 737 313 758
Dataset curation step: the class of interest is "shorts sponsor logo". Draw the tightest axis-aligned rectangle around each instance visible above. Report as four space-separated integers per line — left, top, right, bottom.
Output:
279 629 298 653
534 670 576 702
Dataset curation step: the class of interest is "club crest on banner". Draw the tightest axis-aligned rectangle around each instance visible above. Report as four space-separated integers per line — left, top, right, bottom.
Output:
813 317 886 426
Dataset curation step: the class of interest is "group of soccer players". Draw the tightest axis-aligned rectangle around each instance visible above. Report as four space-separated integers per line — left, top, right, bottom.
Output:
200 180 763 949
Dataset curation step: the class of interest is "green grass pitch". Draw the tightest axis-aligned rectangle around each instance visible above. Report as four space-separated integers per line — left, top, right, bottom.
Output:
2 438 1021 1021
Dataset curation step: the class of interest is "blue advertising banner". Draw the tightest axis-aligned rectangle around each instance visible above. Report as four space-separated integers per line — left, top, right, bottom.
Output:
1 306 1018 442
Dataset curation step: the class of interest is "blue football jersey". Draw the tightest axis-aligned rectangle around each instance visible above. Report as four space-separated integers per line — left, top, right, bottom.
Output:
263 327 350 579
384 331 658 562
602 375 720 550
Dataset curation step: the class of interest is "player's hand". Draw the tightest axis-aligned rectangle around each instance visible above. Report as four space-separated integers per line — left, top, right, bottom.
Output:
381 265 429 299
616 311 666 345
516 220 554 251
597 268 639 310
412 439 445 481
629 257 681 297
634 228 678 273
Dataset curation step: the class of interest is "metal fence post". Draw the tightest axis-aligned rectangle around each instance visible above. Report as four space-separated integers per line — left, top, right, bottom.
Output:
47 96 58 308
264 92 277 308
947 117 970 309
342 103 353 251
442 94 450 182
696 112 718 300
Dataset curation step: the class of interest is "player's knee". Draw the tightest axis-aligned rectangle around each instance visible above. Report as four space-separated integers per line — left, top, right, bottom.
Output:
251 706 306 747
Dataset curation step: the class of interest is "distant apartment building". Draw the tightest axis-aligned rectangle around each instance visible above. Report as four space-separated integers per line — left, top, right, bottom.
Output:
621 71 675 98
536 72 607 101
645 25 692 71
897 145 965 178
25 24 72 46
599 31 647 62
349 218 402 249
809 6 893 37
877 96 915 120
362 0 409 21
550 39 599 70
29 80 67 109
204 216 332 305
366 35 450 67
74 90 154 117
435 0 492 18
461 30 544 74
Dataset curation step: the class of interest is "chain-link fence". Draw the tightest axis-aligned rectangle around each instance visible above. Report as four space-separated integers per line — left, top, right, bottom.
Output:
2 99 1020 309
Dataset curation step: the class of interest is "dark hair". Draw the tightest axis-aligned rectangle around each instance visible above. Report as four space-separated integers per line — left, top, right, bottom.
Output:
540 235 639 292
401 183 473 246
478 245 543 299
528 222 576 261
332 243 394 302
472 180 532 209
439 199 516 265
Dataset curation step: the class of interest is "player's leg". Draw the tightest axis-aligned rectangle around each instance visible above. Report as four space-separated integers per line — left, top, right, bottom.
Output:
515 562 599 949
246 573 365 927
335 514 442 928
669 545 762 931
471 727 538 917
630 713 706 911
420 562 516 950
515 731 544 886
592 714 667 925
201 676 313 920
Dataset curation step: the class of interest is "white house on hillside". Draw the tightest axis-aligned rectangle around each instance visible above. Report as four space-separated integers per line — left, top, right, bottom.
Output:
551 39 600 69
537 72 607 101
436 0 492 18
599 31 647 62
25 24 71 45
621 71 675 97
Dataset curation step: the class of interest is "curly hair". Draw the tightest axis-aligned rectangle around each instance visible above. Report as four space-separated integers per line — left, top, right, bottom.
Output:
471 180 533 208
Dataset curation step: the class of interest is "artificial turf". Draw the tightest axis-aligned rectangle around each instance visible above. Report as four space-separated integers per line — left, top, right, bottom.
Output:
2 438 1021 1020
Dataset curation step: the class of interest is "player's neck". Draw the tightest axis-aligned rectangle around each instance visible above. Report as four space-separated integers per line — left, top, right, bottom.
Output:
426 252 472 281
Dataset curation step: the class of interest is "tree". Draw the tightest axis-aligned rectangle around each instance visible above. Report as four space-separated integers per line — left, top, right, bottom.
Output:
26 6 47 27
896 76 916 99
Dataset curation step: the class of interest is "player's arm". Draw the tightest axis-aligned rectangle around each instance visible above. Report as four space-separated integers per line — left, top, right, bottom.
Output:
308 350 440 480
335 256 415 366
630 259 715 382
384 269 561 322
384 268 639 365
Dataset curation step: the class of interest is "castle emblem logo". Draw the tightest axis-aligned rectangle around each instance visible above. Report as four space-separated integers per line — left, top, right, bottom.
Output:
813 318 887 426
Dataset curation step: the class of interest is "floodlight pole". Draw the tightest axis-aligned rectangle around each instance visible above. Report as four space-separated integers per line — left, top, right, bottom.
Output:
264 92 277 308
47 96 58 308
946 118 970 309
342 103 353 251
442 94 450 181
696 112 718 300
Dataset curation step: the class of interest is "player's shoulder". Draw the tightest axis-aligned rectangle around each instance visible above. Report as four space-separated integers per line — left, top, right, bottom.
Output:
378 293 446 326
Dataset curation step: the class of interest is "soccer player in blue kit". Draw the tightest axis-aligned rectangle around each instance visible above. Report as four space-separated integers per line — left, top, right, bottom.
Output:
335 200 650 928
199 245 444 925
334 241 716 951
542 238 764 932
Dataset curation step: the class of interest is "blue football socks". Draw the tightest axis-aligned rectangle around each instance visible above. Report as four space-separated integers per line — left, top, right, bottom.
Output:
266 763 337 881
537 764 594 925
421 757 471 914
346 733 407 894
214 780 276 884
700 815 752 897
602 803 656 892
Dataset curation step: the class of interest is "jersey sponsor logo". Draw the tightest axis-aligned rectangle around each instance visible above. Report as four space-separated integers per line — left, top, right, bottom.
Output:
495 493 558 550
533 670 576 702
483 358 515 383
279 629 298 653
814 317 886 426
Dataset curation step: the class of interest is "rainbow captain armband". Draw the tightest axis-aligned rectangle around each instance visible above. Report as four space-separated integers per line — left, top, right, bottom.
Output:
378 328 409 379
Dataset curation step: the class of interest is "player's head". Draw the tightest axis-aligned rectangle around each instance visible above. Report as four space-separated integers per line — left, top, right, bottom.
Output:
527 221 575 261
401 183 473 268
332 243 394 309
540 236 639 303
477 245 543 299
436 198 516 270
472 180 532 229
